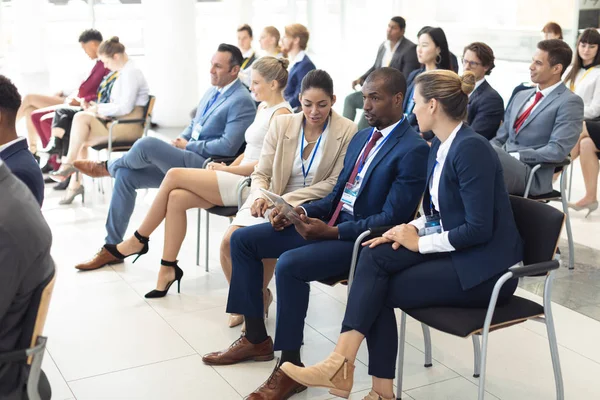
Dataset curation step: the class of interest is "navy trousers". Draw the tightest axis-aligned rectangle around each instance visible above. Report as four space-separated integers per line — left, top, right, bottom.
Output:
104 137 206 244
342 244 519 379
227 221 355 351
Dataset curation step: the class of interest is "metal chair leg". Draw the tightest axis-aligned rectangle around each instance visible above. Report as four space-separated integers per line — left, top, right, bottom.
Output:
196 209 201 266
568 158 574 201
544 271 564 400
421 323 433 367
397 312 407 399
560 167 575 270
205 210 210 272
472 335 481 378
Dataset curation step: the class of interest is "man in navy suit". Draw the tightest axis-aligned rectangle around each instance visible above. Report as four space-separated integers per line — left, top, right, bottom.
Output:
0 75 44 206
462 42 504 140
74 44 256 270
201 68 429 400
282 24 316 110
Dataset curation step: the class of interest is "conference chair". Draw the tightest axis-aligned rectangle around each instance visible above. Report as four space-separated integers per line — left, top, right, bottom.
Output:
195 152 249 271
347 196 565 400
523 159 574 270
0 271 56 400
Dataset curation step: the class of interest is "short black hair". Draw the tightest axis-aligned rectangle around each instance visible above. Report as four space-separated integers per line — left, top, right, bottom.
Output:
217 43 244 69
365 67 407 97
78 29 103 44
390 16 406 31
300 69 334 99
237 24 253 38
0 75 21 123
537 39 573 76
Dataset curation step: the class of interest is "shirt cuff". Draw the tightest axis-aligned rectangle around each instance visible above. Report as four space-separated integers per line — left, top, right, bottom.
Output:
509 152 521 161
299 206 308 217
409 215 426 232
418 231 456 254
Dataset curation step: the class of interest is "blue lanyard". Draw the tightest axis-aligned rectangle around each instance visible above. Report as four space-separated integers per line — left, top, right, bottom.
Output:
300 118 329 187
357 114 405 176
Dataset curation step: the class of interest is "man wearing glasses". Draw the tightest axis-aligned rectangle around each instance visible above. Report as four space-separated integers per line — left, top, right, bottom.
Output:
462 42 505 140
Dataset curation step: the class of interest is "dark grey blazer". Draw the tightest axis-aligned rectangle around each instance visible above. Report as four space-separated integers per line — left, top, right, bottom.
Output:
360 37 420 81
0 162 54 399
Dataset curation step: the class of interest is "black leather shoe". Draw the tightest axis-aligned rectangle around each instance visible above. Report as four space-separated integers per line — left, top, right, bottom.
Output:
53 176 71 191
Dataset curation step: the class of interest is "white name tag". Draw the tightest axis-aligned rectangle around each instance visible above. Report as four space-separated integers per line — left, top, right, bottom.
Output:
191 125 203 141
340 182 359 207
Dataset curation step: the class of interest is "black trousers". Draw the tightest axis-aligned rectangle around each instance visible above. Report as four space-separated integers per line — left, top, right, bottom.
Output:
341 244 518 379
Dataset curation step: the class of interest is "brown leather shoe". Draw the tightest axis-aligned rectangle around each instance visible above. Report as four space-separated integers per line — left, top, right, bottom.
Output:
75 247 123 271
74 160 110 178
202 336 274 366
245 364 307 400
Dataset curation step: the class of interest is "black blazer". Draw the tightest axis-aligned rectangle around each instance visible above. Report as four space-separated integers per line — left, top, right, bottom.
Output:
467 80 504 140
361 38 420 82
0 139 44 206
423 125 523 290
403 67 425 130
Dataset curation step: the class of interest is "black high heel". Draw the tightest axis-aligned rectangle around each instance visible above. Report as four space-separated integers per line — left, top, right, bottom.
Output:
144 260 184 299
103 231 150 263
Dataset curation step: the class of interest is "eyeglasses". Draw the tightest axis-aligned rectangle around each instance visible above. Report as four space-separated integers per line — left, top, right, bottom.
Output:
462 59 482 68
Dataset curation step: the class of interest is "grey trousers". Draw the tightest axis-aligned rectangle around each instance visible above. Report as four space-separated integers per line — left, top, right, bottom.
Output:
343 91 370 131
493 146 550 196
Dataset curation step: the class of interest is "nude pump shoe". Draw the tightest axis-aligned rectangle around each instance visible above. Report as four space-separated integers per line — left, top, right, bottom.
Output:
280 352 355 398
362 389 395 400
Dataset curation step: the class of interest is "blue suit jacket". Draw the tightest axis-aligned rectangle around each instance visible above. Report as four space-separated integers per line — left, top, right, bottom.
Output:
284 55 316 109
424 125 523 290
181 79 256 164
467 80 504 140
0 138 44 206
303 118 429 241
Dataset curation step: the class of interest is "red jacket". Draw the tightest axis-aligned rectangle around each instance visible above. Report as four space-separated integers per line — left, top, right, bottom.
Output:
77 60 110 102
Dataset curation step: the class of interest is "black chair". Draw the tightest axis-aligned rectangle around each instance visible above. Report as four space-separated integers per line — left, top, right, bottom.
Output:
0 271 56 400
524 159 574 269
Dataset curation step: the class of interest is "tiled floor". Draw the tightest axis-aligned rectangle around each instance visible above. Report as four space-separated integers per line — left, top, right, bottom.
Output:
37 130 600 399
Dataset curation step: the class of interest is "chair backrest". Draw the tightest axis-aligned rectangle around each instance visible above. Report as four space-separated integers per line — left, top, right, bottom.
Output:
510 196 565 266
17 271 56 364
144 95 156 121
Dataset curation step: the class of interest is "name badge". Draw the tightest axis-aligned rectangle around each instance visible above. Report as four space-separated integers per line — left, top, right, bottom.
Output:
191 125 203 141
340 181 359 207
422 214 442 236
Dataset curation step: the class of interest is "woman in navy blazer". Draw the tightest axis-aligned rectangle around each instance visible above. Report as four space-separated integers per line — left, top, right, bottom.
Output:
280 70 524 400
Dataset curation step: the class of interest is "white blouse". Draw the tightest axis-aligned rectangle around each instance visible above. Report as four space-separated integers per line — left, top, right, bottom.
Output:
96 60 150 118
566 66 600 120
241 101 292 165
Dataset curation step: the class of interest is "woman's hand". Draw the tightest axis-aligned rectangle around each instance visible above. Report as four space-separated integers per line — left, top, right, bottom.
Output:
362 236 393 248
250 198 270 218
269 208 291 231
206 162 227 171
381 224 420 252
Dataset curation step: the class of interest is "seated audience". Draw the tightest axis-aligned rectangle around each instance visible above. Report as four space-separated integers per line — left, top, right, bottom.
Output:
73 43 256 271
343 16 419 130
17 29 109 160
462 42 504 139
91 57 293 299
280 70 523 400
0 75 44 206
237 24 257 88
202 68 429 400
282 23 316 110
49 36 150 205
405 27 453 138
491 39 584 196
564 28 600 216
0 162 55 400
259 26 283 58
543 22 563 40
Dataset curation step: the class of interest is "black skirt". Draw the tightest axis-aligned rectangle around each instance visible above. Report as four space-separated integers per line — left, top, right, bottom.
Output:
585 119 600 159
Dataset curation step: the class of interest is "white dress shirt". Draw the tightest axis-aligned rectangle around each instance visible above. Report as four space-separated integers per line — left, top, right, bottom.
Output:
567 66 600 119
382 39 401 67
0 137 26 153
96 60 149 118
409 122 462 254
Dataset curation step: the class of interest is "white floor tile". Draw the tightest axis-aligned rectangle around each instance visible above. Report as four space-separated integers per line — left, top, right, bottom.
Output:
42 351 74 400
69 355 241 399
406 376 500 400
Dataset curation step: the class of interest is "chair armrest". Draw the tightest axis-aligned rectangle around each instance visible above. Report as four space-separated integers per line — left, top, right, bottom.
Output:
110 118 146 125
508 260 559 278
539 159 571 168
202 156 239 169
368 225 394 238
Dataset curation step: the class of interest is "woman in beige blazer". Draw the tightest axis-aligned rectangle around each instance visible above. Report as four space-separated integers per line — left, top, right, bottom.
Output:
223 70 357 328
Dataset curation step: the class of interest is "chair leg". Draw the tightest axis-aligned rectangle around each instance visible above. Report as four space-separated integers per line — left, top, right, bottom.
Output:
204 210 210 272
397 312 407 400
477 326 490 400
568 158 574 201
421 323 433 367
560 168 575 270
544 271 565 400
472 335 481 378
196 209 201 266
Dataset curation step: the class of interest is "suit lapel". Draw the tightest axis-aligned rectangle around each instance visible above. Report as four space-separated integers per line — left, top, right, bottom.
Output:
279 113 304 191
520 84 565 131
510 89 535 129
201 81 239 123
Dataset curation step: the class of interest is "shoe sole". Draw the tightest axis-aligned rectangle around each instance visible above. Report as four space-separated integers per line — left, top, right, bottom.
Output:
75 259 124 271
202 353 274 366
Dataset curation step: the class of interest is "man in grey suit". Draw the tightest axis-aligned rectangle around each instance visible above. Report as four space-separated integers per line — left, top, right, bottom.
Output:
491 39 584 196
343 16 419 130
0 161 54 400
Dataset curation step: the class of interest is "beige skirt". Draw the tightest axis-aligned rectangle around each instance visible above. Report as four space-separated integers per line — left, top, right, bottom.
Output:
215 170 251 207
86 106 145 146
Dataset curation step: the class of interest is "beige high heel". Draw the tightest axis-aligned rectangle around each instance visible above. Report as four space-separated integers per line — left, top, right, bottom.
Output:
228 314 244 328
362 389 395 400
280 352 355 398
568 201 598 218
